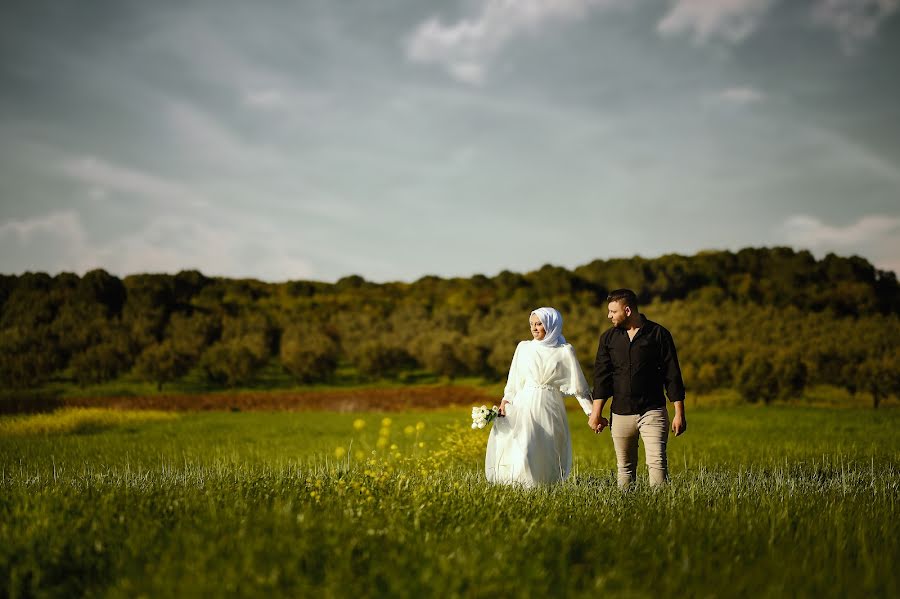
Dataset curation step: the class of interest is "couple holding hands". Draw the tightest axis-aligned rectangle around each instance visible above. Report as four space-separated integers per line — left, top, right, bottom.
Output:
485 289 688 489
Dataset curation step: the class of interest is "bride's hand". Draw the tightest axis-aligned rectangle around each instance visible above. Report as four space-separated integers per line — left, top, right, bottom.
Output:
499 400 510 417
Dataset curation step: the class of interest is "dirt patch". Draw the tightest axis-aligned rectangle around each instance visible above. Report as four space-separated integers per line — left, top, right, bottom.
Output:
61 385 500 412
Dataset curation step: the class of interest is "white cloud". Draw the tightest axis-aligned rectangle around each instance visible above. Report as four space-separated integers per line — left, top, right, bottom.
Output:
0 211 86 248
163 100 281 172
46 154 324 279
0 210 317 280
88 188 108 202
780 214 900 274
93 215 317 280
243 88 287 109
0 211 97 273
449 62 486 85
406 0 623 84
657 0 776 44
62 156 207 208
709 86 765 105
812 0 900 54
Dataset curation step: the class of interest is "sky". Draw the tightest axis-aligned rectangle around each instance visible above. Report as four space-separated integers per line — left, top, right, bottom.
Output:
1 0 898 282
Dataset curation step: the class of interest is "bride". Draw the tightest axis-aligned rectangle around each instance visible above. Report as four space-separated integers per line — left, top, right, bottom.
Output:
485 307 594 487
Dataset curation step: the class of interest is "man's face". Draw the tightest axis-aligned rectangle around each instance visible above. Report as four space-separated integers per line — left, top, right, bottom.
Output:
607 300 631 328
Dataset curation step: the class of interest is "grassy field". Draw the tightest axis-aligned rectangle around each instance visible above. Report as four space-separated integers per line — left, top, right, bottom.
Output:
1 405 898 598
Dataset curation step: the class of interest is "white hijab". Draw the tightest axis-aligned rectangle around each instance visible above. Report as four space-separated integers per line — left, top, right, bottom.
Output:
531 307 567 348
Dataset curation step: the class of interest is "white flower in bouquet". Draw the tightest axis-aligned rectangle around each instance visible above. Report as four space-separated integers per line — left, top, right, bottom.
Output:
471 404 501 429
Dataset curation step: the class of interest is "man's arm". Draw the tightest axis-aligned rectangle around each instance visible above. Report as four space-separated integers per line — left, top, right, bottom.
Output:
590 332 614 432
589 398 609 433
660 329 687 436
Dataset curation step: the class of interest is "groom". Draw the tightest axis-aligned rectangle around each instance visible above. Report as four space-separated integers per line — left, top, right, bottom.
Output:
588 289 687 488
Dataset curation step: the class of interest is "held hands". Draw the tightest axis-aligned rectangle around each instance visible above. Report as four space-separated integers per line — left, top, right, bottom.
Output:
588 412 608 434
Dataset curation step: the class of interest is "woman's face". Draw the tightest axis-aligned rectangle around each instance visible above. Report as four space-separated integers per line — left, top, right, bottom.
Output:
530 315 546 340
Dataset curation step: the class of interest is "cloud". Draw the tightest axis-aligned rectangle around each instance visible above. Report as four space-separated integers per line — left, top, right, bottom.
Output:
61 156 207 208
657 0 899 51
163 100 282 172
0 211 97 273
243 88 287 109
811 0 900 54
657 0 776 44
405 0 623 84
92 215 317 280
709 86 765 105
46 154 323 279
0 210 317 280
779 214 900 274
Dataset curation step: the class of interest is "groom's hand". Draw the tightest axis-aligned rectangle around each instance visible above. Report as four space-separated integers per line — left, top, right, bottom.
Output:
671 401 687 436
588 413 608 433
671 413 687 436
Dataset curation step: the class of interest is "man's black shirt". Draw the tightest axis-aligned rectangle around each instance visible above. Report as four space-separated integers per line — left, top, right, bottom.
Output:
593 315 686 415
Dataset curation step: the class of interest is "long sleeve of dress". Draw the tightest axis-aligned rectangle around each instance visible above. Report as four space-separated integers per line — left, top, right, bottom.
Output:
501 341 526 405
559 345 594 415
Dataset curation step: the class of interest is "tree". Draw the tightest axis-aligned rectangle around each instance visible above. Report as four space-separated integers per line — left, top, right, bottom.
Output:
693 362 723 394
455 338 492 378
77 269 126 315
220 312 275 364
773 351 808 400
280 328 340 383
421 334 467 380
856 355 899 409
0 326 64 388
736 354 777 404
122 275 175 348
70 341 130 387
350 341 417 379
487 341 518 379
200 341 264 387
134 340 192 391
166 312 221 359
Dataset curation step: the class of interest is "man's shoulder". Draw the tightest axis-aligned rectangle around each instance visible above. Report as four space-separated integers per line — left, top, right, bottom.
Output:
599 326 618 342
642 318 673 340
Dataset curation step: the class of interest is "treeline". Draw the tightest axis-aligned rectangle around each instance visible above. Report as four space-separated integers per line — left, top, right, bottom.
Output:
1 247 898 405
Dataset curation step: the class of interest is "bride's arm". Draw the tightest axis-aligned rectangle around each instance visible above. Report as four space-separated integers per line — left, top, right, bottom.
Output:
559 345 594 415
499 341 525 415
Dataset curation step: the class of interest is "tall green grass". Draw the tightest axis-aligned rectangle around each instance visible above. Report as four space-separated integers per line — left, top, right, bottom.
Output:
1 407 898 597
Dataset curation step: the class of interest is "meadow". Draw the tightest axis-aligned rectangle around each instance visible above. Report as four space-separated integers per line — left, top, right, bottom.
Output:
1 405 898 598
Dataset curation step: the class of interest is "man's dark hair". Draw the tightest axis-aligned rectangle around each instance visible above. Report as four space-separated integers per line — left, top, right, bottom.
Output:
607 289 639 311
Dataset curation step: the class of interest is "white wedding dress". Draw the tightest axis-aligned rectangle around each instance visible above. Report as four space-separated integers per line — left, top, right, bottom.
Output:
485 340 593 487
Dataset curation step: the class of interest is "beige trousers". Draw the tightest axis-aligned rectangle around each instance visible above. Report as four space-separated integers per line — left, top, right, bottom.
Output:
610 407 669 488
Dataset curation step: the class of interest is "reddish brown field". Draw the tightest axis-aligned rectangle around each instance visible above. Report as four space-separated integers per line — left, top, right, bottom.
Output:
59 385 498 412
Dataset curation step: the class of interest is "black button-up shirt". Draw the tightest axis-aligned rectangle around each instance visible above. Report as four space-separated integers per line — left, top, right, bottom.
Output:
593 315 686 415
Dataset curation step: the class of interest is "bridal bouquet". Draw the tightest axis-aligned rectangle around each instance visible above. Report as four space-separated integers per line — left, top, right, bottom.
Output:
471 405 501 429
